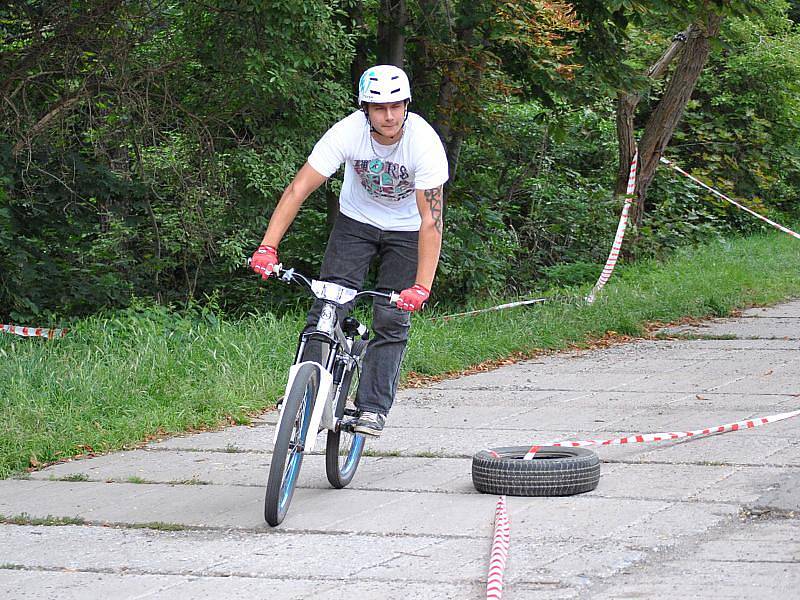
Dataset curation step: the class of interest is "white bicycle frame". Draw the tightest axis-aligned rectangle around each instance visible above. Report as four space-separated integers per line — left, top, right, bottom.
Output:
272 276 371 452
272 361 333 452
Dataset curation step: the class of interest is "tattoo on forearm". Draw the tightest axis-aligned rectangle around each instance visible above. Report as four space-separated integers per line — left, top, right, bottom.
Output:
424 187 444 234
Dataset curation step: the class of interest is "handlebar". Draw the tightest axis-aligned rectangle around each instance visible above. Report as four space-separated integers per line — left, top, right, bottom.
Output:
247 259 400 305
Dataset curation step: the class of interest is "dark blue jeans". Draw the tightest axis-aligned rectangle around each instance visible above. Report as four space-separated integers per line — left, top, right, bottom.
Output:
304 213 418 416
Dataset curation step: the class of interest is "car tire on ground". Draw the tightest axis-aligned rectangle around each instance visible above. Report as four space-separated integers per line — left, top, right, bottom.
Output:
472 446 601 496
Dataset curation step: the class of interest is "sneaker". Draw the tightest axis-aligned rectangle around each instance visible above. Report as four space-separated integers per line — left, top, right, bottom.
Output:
353 411 386 437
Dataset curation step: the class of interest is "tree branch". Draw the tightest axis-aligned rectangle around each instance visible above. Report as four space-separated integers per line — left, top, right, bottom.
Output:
11 92 86 157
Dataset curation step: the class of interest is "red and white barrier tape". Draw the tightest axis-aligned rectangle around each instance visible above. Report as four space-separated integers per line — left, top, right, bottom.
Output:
523 408 800 459
486 495 510 600
434 298 547 321
661 157 800 241
586 150 639 304
484 408 800 595
1 324 68 339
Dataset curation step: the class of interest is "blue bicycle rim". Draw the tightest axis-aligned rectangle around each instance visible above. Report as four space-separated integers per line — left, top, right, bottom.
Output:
278 379 315 514
341 434 366 477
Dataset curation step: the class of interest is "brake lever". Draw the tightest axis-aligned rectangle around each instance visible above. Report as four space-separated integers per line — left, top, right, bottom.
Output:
246 257 283 277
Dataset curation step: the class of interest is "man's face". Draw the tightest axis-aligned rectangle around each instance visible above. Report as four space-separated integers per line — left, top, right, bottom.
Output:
366 101 406 138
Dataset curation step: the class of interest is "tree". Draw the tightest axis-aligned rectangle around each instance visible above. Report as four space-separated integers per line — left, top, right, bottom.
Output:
378 0 408 66
611 1 758 227
1 1 354 318
617 14 721 227
404 0 583 186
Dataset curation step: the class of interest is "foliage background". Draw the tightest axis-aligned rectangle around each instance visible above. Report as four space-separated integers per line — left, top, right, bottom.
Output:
1 0 798 323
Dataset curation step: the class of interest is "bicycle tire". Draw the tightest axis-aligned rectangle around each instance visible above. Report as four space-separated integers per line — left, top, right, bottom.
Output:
265 363 319 526
472 446 600 496
325 339 368 489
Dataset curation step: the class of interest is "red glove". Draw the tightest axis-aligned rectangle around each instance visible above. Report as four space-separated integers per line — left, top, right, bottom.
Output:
251 244 279 280
396 284 430 312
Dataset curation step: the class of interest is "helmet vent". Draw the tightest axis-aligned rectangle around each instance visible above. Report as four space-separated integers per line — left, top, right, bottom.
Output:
390 88 400 94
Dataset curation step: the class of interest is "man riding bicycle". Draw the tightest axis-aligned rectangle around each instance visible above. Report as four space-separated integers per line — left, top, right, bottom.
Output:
250 65 449 437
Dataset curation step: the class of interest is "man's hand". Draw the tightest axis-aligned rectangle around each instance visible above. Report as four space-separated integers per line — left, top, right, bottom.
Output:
396 284 429 312
251 245 279 280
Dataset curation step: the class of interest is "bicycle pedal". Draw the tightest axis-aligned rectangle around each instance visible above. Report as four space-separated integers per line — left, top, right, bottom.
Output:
338 418 357 433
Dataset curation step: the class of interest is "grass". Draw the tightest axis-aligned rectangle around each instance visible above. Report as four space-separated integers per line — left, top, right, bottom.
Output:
169 478 211 485
56 473 90 482
2 231 799 479
0 513 86 526
127 521 188 531
0 513 190 531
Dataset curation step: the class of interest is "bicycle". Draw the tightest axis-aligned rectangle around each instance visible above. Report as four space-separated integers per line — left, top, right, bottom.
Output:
253 262 400 526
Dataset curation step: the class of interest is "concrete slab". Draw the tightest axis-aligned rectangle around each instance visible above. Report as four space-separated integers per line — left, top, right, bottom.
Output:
0 571 197 600
741 300 800 317
3 297 800 600
748 469 800 513
28 449 271 487
591 561 799 599
589 516 800 600
593 462 735 501
712 373 800 395
768 441 800 465
1 480 498 535
27 450 475 494
0 525 452 580
314 580 486 600
362 425 577 456
147 424 272 453
0 570 322 600
611 408 793 432
685 466 797 504
431 369 650 392
397 387 576 408
661 316 800 339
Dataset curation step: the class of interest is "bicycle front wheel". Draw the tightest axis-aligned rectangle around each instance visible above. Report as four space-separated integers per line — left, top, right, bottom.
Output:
265 363 319 526
325 340 368 489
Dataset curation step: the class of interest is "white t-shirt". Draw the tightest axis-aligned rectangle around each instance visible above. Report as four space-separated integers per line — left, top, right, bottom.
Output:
307 110 449 231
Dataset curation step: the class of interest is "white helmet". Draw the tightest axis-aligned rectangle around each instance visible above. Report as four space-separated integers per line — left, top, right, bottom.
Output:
358 65 411 104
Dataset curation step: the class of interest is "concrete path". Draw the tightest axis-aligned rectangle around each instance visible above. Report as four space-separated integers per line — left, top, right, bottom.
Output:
1 300 799 599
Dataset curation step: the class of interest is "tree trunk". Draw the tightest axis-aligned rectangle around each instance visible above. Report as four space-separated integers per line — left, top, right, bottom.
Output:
615 15 722 227
633 15 721 225
614 91 640 197
409 0 451 113
615 25 693 197
347 1 369 96
377 0 407 67
433 3 483 193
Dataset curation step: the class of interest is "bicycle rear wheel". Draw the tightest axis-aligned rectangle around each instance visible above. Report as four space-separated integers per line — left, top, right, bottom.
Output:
265 363 319 526
325 340 368 489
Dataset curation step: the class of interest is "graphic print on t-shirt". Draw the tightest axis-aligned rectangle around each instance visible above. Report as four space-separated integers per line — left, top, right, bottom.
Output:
354 158 414 202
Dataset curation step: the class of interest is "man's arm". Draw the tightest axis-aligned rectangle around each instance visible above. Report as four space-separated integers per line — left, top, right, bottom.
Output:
413 185 444 290
260 162 328 248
